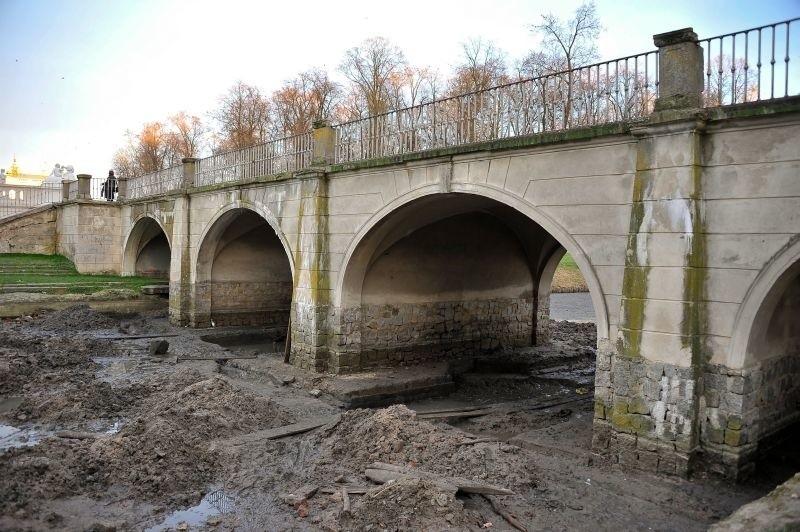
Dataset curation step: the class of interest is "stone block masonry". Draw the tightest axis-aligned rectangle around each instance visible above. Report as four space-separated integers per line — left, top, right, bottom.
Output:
593 355 698 476
210 280 292 327
326 297 534 373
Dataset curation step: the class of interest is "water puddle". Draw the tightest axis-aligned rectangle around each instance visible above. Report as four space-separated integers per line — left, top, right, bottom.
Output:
106 419 122 435
0 424 44 451
146 488 234 531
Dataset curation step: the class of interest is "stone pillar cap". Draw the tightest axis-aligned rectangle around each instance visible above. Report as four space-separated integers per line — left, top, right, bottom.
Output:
654 28 698 47
181 157 199 163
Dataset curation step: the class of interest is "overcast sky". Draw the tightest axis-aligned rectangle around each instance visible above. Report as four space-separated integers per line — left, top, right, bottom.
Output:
1 0 797 177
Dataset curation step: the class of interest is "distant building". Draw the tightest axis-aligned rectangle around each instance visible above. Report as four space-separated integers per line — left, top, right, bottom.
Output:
2 157 47 186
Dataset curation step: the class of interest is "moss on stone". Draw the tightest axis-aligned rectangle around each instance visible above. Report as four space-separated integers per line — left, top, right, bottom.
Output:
629 396 651 415
726 416 743 431
594 401 607 420
617 142 652 358
724 428 744 447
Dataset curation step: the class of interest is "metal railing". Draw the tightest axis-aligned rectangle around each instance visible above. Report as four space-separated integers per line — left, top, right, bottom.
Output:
701 17 800 107
335 51 658 163
0 183 62 220
109 19 797 201
128 165 184 200
195 132 313 187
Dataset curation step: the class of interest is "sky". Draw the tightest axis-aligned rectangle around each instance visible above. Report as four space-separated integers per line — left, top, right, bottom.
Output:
1 0 798 178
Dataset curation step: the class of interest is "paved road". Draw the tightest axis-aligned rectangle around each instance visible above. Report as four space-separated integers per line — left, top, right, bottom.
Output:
550 292 595 322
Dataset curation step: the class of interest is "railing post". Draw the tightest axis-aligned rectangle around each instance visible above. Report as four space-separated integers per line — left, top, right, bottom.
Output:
653 28 704 111
61 179 71 201
312 119 336 165
76 174 91 199
182 157 197 188
117 176 128 201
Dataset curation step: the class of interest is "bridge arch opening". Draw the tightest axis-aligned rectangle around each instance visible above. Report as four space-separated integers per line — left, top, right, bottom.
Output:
335 192 600 372
726 251 800 478
195 208 292 328
123 216 171 279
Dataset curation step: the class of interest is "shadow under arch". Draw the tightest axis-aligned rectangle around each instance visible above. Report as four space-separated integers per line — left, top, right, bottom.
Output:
728 236 800 370
335 184 609 343
193 202 294 328
122 214 171 278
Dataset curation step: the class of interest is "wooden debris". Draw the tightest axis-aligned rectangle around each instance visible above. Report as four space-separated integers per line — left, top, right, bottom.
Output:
319 487 370 495
484 494 528 532
282 484 318 507
416 408 494 420
507 395 592 414
341 485 351 515
365 462 514 496
413 405 487 415
219 415 339 447
283 318 292 364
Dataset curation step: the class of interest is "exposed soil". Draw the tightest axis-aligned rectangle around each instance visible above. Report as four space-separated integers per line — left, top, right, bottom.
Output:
0 303 793 531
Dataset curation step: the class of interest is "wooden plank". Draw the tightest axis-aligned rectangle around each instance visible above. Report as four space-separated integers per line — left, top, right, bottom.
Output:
416 408 494 420
484 494 528 532
412 405 487 415
319 487 370 495
223 415 339 447
365 463 515 496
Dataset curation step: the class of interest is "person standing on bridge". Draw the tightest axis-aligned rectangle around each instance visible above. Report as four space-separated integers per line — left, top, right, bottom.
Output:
101 170 117 201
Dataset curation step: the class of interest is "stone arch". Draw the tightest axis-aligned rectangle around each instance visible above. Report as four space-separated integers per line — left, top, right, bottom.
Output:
122 215 171 278
717 236 800 472
193 201 294 328
335 183 609 342
729 236 800 370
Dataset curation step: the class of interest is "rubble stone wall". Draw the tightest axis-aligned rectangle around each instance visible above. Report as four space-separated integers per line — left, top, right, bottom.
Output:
333 298 534 370
210 280 292 327
593 355 697 476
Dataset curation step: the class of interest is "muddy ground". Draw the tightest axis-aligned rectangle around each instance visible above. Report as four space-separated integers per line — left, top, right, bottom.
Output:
0 304 791 531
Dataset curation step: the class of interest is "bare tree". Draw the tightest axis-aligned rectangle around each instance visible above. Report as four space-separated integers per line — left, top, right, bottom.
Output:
340 37 407 117
271 68 342 136
136 122 172 172
532 1 601 128
448 38 508 95
704 56 756 107
444 38 509 142
166 112 207 161
213 81 271 151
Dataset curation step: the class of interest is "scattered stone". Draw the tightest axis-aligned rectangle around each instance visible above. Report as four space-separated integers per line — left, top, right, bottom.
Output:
281 376 296 385
149 340 169 356
309 389 322 398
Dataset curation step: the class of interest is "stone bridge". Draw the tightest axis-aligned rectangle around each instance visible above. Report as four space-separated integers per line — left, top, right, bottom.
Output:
2 27 799 479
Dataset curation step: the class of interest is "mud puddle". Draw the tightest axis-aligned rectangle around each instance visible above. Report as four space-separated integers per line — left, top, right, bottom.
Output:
0 424 46 451
146 487 235 531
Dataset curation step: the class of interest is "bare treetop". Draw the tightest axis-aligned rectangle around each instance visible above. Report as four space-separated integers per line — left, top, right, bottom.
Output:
340 37 407 116
532 1 601 70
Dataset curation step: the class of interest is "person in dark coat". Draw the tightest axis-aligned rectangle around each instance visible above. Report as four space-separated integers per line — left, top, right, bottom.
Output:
102 170 118 201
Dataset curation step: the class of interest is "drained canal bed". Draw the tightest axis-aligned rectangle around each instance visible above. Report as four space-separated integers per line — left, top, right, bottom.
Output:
0 304 792 530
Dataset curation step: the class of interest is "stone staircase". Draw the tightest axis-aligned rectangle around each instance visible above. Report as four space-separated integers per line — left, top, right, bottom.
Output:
0 255 167 295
